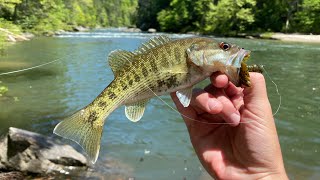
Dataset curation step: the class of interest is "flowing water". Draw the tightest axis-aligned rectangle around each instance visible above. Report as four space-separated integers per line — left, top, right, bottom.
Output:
0 29 319 179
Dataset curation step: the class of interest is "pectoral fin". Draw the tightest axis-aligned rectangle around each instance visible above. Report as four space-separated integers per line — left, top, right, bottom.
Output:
125 99 149 122
176 87 193 107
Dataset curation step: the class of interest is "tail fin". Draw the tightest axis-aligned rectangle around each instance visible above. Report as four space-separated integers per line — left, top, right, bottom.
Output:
53 109 103 164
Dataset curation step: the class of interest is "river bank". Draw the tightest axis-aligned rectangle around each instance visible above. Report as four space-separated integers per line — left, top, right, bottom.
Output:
268 33 320 43
237 32 320 43
2 26 320 44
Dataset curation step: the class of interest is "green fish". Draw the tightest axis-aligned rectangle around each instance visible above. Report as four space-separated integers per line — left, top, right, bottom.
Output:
53 35 251 163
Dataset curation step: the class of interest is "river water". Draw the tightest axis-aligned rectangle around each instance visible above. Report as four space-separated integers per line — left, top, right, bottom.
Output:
0 30 319 179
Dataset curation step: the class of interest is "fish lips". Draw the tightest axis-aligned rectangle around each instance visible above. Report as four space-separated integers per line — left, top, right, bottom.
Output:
225 49 251 86
228 49 251 68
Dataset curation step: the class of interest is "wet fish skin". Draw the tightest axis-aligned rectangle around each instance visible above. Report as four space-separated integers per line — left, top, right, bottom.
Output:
53 36 250 163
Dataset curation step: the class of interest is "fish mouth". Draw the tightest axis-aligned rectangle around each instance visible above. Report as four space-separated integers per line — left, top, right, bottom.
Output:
228 49 251 68
227 49 251 86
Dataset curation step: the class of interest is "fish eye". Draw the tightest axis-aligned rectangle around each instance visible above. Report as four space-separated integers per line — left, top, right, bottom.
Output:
219 42 231 51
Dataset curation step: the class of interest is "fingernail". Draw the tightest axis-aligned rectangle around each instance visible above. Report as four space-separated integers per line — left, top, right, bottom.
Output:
230 112 240 125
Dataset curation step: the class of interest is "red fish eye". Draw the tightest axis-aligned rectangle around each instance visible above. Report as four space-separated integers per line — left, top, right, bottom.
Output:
219 42 231 51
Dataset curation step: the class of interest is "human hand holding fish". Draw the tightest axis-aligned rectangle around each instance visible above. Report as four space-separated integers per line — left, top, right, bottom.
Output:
171 72 288 180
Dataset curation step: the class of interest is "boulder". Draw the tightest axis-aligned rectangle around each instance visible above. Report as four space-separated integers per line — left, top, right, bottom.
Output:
73 26 89 32
54 29 66 35
22 32 35 39
0 127 87 175
147 28 157 33
0 171 24 180
124 28 142 33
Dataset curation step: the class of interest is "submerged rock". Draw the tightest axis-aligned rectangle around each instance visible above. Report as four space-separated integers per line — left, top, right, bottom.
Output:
0 127 87 175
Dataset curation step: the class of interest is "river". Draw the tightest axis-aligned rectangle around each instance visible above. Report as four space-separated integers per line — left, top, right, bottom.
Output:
0 29 319 179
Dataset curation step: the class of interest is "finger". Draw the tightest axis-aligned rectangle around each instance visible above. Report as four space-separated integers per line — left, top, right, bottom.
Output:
225 82 244 110
191 89 223 115
243 72 268 102
230 92 244 110
198 113 225 124
202 83 241 125
225 82 242 97
215 89 241 126
210 72 228 88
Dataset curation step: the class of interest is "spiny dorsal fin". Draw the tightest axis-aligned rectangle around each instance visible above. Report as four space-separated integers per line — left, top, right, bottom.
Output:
108 50 135 76
135 35 171 54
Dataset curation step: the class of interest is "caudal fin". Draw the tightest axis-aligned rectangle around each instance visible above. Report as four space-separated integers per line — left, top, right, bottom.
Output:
53 109 103 163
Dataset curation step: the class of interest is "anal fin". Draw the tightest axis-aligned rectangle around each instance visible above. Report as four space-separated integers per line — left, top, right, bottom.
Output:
176 87 193 107
125 99 149 122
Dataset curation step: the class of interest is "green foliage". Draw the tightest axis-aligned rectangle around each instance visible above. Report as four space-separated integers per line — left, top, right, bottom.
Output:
203 0 256 34
0 85 9 96
0 18 22 54
1 0 319 36
148 0 319 35
157 0 256 34
136 0 170 30
0 18 21 33
293 0 320 33
157 0 192 32
252 0 290 32
0 0 138 34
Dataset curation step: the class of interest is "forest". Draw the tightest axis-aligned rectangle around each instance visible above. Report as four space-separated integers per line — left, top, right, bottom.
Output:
0 0 319 36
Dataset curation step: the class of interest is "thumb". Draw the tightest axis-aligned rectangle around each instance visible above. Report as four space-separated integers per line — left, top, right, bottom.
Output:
243 72 269 104
242 72 274 123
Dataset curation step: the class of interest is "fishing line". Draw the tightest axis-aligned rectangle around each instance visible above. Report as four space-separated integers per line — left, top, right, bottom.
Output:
145 86 254 125
0 51 80 76
261 65 282 116
0 57 62 76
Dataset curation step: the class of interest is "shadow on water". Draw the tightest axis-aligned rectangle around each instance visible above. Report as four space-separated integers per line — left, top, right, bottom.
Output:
0 31 319 179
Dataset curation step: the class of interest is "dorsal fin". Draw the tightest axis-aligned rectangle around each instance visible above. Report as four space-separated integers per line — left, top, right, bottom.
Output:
108 50 135 76
134 35 171 54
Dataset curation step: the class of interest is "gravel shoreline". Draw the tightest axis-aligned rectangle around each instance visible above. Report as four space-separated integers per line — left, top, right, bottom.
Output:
268 33 320 43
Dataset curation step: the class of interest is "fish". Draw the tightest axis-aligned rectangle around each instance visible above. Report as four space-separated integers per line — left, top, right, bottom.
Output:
53 35 252 163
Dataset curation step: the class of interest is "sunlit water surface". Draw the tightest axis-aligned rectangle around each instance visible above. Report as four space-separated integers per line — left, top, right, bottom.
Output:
0 30 319 179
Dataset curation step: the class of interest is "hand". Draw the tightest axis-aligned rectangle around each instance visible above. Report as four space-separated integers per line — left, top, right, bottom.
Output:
171 72 288 180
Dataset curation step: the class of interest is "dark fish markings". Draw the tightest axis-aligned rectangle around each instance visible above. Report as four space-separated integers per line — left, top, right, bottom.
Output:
87 111 97 125
107 91 117 100
166 75 178 89
98 101 106 108
142 66 148 77
157 79 166 88
129 79 133 86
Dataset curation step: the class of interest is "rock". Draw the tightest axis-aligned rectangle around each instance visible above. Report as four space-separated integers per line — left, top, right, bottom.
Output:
0 127 87 175
54 29 66 35
21 32 35 39
6 35 16 42
124 28 141 33
73 26 89 32
147 28 157 33
0 171 24 180
246 35 255 39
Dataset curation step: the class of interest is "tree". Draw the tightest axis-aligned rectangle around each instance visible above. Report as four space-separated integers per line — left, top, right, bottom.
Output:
136 0 170 30
203 0 256 35
293 0 320 33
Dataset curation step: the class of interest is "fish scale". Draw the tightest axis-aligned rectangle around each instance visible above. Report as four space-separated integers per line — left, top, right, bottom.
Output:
53 35 252 163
